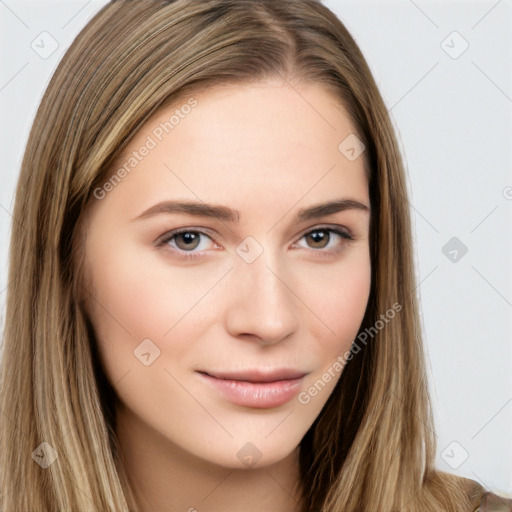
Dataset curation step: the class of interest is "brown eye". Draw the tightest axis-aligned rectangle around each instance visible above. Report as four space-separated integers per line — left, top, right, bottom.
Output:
159 229 214 255
305 229 331 249
173 231 202 251
301 228 352 251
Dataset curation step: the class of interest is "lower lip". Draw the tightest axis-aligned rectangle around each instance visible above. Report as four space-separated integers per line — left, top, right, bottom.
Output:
197 372 304 408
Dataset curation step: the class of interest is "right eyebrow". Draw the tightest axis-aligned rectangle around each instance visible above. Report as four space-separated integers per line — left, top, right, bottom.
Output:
131 200 241 223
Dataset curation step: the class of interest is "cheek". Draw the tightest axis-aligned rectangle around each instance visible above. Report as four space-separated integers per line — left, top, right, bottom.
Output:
87 256 163 335
303 251 371 354
87 243 187 337
84 242 227 376
83 242 174 381
330 264 370 337
295 254 371 407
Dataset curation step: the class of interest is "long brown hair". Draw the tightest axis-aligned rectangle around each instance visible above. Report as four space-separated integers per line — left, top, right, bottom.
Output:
0 1 484 510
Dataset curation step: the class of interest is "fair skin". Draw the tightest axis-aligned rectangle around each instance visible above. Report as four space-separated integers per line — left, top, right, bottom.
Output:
83 79 371 512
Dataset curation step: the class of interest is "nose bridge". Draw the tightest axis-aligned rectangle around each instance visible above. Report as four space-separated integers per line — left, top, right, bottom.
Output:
225 240 299 343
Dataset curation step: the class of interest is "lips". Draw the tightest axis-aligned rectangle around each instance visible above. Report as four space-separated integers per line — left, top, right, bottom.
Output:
198 368 308 383
196 368 308 408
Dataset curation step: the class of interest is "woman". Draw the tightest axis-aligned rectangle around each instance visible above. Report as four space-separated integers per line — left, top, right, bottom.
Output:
0 0 509 511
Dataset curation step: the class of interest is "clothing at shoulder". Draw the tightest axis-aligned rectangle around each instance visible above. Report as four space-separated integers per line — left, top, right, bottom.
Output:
446 473 511 512
474 490 512 512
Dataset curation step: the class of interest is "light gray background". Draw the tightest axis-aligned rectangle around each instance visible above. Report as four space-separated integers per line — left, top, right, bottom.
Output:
1 0 511 496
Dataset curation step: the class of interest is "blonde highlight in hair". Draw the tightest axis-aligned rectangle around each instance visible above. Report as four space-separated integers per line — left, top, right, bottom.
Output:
0 1 484 510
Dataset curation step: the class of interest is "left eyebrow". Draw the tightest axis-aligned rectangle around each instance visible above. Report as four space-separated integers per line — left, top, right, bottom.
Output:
296 198 370 222
131 198 370 223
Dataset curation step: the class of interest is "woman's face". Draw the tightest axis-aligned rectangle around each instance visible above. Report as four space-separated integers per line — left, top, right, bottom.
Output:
83 80 371 470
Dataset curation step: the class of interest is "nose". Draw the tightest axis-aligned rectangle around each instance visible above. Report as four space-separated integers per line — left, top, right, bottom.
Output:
224 250 299 346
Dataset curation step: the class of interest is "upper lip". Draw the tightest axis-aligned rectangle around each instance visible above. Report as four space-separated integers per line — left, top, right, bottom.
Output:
198 368 308 383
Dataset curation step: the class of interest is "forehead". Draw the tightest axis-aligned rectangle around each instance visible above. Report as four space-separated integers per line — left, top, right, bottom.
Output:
95 80 368 219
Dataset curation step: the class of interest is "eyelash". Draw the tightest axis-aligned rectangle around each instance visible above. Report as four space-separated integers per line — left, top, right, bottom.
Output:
157 225 354 261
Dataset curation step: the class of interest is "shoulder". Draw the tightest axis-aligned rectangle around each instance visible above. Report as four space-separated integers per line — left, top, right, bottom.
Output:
474 490 512 512
447 473 512 512
428 471 511 512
